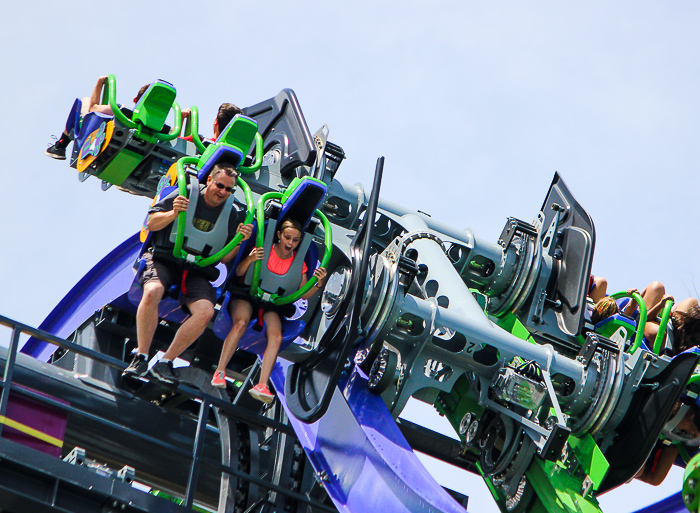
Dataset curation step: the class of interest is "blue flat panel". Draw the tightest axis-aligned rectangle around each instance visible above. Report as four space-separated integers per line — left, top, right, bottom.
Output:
633 493 684 513
272 361 467 513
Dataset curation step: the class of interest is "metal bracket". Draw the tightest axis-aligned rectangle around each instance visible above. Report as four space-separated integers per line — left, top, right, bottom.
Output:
540 422 571 462
540 368 566 426
532 289 548 323
544 203 565 257
580 475 594 497
577 333 618 369
117 465 135 484
497 217 538 254
538 366 571 461
63 446 86 466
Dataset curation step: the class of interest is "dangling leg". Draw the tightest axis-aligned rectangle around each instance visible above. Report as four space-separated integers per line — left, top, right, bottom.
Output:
161 298 215 361
136 280 165 355
641 281 666 312
124 254 171 378
249 310 283 403
258 310 283 387
151 273 215 385
589 276 608 303
212 299 253 387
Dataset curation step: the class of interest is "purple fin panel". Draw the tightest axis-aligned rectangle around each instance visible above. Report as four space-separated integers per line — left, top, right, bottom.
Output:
272 361 466 513
75 111 113 150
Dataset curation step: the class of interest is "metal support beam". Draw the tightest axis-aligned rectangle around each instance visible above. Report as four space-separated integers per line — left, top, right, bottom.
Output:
0 326 21 438
184 398 209 509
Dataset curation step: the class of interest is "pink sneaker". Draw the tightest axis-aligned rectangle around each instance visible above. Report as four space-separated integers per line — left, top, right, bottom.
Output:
249 383 274 403
211 370 227 388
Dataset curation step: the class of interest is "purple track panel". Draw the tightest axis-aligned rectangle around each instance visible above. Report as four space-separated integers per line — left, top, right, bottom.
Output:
633 493 685 513
272 360 467 513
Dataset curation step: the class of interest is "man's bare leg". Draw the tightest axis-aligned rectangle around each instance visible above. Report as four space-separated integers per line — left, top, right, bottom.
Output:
161 298 215 361
136 280 165 355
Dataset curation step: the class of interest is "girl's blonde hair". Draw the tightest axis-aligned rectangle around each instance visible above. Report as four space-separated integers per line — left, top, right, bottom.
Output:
592 296 619 325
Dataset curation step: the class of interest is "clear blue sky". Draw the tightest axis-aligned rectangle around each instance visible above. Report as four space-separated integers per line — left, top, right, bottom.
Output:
2 2 698 511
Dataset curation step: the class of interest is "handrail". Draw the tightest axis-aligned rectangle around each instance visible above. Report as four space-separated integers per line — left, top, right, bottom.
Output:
104 74 136 129
249 193 333 305
237 132 263 175
609 291 647 354
0 314 339 511
187 106 207 154
153 101 182 142
0 314 291 434
653 299 675 355
172 157 255 267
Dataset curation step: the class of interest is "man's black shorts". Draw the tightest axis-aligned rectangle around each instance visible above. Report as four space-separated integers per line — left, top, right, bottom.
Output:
140 251 216 305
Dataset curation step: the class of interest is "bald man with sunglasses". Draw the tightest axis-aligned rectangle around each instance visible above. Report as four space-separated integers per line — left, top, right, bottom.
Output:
123 162 253 384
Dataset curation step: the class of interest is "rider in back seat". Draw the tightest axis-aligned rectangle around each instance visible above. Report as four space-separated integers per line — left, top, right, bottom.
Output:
181 103 243 144
212 219 327 402
644 297 700 355
46 76 150 160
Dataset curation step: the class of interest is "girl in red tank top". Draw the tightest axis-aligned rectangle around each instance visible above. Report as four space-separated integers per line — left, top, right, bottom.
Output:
212 219 327 402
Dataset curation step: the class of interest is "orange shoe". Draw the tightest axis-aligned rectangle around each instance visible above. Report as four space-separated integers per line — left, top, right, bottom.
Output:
249 383 274 404
211 370 227 388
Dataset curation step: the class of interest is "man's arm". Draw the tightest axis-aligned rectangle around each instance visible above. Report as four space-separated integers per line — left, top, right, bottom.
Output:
147 195 188 232
221 223 253 264
90 104 114 116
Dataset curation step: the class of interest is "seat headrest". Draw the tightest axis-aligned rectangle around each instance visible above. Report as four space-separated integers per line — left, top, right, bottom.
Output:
218 114 258 150
278 177 327 230
132 79 177 132
197 146 244 182
197 114 258 169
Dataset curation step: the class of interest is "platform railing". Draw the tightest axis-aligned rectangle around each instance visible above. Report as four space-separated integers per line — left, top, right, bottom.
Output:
0 314 335 513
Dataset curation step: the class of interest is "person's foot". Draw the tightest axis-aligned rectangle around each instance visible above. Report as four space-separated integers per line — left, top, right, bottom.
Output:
45 141 66 160
149 360 179 386
211 370 227 388
249 383 274 404
122 353 148 378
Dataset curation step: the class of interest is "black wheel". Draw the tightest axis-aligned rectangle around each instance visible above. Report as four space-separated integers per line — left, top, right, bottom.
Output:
504 475 535 513
368 347 398 394
285 157 384 423
480 414 523 477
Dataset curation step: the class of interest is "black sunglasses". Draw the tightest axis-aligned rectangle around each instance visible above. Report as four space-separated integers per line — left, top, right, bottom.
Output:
213 181 235 193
